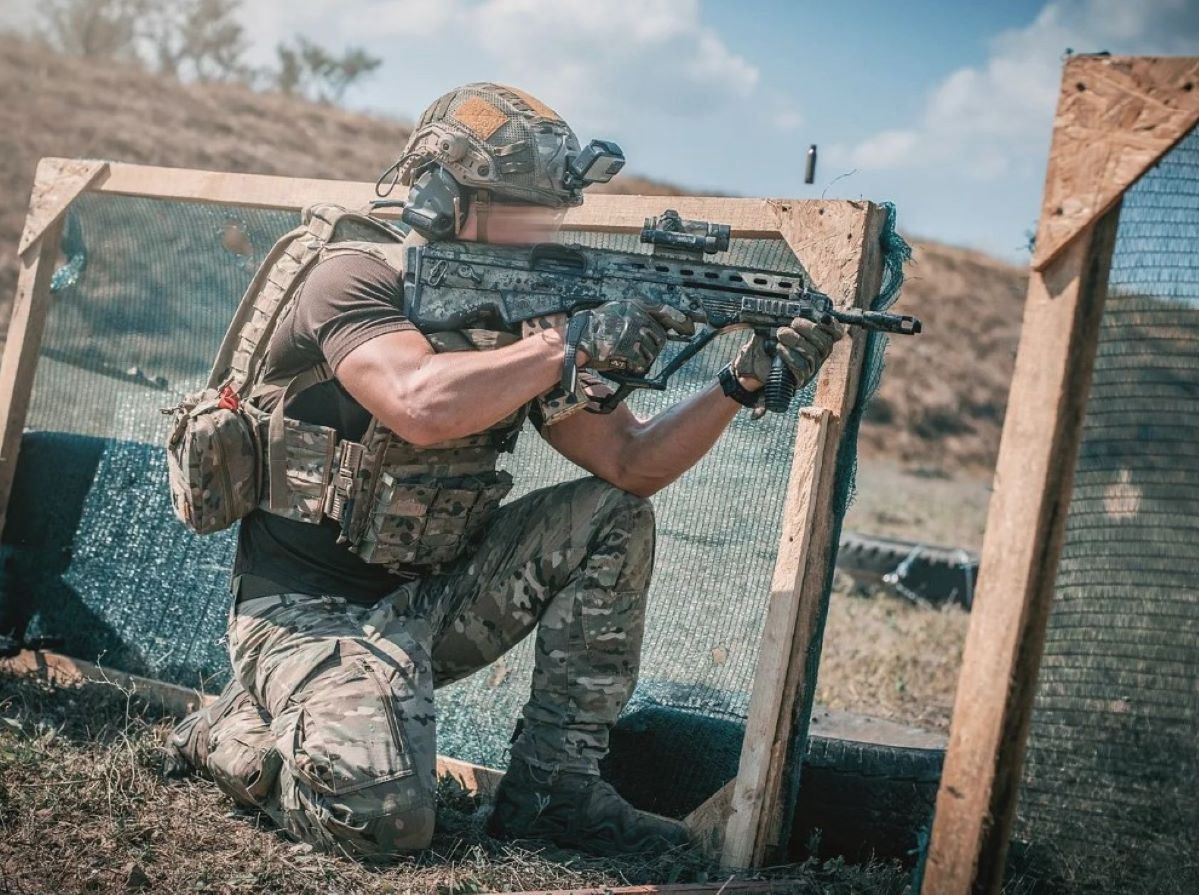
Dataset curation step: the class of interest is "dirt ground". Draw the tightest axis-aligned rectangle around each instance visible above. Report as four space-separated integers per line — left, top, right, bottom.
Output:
0 671 912 895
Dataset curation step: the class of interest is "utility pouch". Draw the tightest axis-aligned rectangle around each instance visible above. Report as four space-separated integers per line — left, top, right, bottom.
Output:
165 386 264 534
354 470 514 568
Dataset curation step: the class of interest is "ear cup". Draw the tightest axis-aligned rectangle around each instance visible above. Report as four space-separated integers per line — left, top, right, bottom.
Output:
401 166 469 240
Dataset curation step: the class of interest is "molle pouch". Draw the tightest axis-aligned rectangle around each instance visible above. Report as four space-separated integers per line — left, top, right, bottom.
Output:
165 387 263 535
354 471 514 569
354 475 439 566
261 413 339 525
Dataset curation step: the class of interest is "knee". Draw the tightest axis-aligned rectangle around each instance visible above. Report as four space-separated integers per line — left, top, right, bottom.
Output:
288 768 438 859
573 478 656 592
359 788 437 856
580 477 656 538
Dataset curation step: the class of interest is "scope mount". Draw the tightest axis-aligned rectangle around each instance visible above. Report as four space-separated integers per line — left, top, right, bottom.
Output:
640 209 731 260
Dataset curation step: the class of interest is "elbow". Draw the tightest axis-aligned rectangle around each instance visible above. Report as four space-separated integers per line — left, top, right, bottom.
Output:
610 460 665 500
623 480 663 500
395 422 447 448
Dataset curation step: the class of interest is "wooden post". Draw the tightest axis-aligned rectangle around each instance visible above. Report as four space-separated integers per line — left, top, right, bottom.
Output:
0 158 107 536
722 202 888 869
920 204 1122 894
921 53 1199 895
0 220 64 536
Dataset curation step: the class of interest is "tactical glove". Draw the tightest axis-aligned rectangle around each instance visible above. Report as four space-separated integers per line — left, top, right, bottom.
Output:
731 316 844 389
570 298 694 375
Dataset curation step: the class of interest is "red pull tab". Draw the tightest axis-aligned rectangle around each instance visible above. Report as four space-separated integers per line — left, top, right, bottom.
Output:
217 385 240 411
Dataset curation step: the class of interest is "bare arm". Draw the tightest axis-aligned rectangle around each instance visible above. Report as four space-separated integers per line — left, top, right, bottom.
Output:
334 326 568 446
540 376 755 498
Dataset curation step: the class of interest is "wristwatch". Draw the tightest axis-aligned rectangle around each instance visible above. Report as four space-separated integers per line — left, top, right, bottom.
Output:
718 363 761 409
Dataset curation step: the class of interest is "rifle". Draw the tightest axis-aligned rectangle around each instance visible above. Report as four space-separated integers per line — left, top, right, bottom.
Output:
402 210 921 414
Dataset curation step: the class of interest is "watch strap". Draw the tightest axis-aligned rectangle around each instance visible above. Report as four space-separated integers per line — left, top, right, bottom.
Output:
719 363 760 409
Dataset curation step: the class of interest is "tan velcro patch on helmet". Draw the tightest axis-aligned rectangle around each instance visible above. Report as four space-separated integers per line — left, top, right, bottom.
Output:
453 96 508 140
500 85 563 122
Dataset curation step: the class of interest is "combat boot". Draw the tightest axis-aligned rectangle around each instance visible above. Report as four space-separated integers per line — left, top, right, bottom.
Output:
163 677 257 777
487 756 691 857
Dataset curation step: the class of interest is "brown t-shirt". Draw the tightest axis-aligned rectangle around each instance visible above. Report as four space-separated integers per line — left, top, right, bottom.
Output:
232 251 419 604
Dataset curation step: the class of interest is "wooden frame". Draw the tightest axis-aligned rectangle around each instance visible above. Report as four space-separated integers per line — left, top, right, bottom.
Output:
922 55 1199 894
0 158 885 868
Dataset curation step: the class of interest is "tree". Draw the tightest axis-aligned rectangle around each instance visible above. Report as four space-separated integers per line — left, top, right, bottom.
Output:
273 36 382 104
36 0 382 103
144 0 250 83
38 0 150 62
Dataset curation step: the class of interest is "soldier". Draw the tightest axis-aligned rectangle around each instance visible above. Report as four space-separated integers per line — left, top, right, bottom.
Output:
166 83 842 860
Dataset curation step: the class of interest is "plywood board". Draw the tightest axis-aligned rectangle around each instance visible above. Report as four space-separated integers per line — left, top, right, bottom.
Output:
1032 55 1199 271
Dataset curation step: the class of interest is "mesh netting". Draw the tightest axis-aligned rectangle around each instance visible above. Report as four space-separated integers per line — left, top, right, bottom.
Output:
1012 125 1199 888
0 187 902 818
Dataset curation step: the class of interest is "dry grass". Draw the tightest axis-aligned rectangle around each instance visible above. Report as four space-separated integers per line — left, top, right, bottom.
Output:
818 586 968 734
0 672 913 895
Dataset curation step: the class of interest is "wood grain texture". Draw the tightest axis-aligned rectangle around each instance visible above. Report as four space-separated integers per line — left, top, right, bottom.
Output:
751 202 888 866
17 158 108 256
61 157 853 236
1032 55 1199 271
922 204 1122 895
684 780 735 857
0 217 66 535
721 407 832 868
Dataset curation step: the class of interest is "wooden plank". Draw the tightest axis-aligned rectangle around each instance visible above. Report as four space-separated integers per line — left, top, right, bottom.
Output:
0 649 508 798
684 780 735 857
721 407 831 867
1032 55 1199 271
18 158 109 256
436 755 504 801
0 217 66 536
921 203 1122 894
0 649 212 716
721 201 888 869
493 882 793 895
70 157 827 236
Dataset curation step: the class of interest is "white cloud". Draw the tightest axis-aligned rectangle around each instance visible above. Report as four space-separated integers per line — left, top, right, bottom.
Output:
846 0 1199 180
228 0 763 131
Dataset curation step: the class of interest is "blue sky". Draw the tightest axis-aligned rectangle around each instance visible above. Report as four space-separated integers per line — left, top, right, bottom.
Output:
6 0 1198 260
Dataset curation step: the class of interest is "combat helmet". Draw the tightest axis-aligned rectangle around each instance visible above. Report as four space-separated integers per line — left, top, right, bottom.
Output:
379 83 624 237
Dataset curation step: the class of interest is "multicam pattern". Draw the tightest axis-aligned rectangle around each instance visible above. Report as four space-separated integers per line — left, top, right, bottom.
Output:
165 390 262 534
520 315 590 426
573 299 668 376
262 414 338 524
173 475 653 858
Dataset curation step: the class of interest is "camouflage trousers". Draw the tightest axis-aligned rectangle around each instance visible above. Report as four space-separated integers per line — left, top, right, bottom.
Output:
198 475 654 858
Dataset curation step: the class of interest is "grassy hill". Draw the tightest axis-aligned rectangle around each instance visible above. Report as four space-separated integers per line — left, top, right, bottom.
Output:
0 33 1025 478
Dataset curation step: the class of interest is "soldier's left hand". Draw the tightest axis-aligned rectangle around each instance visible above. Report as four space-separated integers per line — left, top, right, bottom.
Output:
731 317 844 388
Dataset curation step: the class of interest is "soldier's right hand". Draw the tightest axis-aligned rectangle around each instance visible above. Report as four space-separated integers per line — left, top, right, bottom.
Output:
572 299 691 375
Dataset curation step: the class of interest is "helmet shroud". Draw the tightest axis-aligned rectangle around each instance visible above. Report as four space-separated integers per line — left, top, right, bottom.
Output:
392 83 585 209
